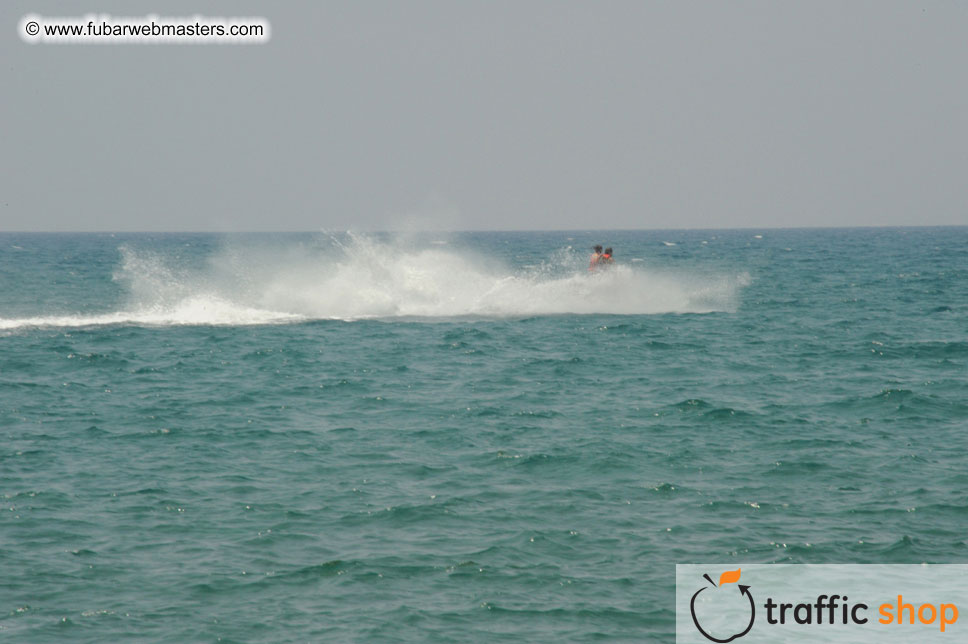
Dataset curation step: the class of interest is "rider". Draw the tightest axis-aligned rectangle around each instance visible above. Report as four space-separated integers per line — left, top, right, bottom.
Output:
588 245 603 271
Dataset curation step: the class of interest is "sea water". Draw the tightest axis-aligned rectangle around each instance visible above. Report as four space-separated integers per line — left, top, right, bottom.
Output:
1 228 966 642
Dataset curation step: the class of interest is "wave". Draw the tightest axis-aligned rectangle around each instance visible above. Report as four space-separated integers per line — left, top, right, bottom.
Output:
0 233 749 329
0 299 300 330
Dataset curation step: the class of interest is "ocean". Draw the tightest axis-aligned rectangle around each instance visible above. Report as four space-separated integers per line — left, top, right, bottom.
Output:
1 228 966 642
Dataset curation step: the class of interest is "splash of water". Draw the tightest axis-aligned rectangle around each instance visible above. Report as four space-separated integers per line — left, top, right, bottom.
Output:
0 233 749 329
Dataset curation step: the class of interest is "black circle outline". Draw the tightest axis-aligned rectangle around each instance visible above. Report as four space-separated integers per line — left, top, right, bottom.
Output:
690 585 755 643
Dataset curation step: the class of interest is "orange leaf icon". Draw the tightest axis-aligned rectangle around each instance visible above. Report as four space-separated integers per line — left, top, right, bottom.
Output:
718 568 741 586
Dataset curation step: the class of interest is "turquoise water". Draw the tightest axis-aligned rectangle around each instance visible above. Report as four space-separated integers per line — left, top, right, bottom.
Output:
2 229 966 642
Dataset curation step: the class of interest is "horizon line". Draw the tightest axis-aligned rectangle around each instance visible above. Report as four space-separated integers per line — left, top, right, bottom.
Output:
2 224 966 234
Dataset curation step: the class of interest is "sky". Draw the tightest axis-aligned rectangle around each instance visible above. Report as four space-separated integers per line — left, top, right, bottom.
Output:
2 1 966 231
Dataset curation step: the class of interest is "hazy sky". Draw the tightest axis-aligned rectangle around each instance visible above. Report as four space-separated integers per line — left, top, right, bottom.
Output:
3 1 966 231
